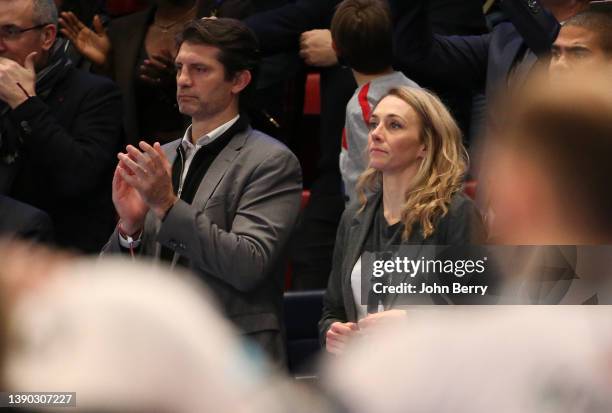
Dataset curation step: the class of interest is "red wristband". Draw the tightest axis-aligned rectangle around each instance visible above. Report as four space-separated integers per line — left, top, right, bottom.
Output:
117 221 142 239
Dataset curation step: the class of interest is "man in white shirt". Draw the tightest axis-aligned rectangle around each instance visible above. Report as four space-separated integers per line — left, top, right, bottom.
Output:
102 18 302 364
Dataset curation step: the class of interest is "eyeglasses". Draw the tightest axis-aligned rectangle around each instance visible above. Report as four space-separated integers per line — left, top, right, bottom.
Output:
0 24 49 41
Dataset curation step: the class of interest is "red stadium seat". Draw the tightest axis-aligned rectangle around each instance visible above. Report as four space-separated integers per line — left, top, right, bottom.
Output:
303 73 321 115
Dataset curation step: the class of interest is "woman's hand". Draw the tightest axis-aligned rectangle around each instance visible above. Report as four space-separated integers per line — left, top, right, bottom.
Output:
59 12 111 67
326 321 359 355
358 309 408 330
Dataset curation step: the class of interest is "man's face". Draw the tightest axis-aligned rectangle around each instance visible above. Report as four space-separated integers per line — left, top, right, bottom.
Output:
0 0 55 67
175 42 245 121
550 25 609 78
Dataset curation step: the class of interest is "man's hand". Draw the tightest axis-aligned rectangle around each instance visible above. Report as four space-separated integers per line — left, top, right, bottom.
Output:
117 141 177 220
112 158 149 235
326 321 359 355
59 12 111 67
358 309 408 330
299 29 338 67
0 53 37 108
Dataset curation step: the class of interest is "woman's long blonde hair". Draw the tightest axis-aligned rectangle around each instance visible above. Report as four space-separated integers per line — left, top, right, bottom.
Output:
355 86 468 240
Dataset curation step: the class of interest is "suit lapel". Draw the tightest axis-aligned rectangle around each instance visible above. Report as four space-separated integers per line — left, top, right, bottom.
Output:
148 139 181 261
191 127 250 208
342 195 380 321
151 129 249 264
500 36 525 84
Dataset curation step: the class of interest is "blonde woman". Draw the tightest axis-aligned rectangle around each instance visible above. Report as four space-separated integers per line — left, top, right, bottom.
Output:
319 87 485 355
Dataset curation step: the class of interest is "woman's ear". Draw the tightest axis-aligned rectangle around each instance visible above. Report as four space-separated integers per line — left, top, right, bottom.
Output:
416 143 427 160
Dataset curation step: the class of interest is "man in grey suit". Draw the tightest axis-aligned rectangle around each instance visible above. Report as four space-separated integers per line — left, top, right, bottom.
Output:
102 18 302 364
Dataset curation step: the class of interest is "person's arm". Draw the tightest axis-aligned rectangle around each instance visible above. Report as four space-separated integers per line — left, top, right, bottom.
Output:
8 78 122 199
59 11 112 67
157 147 302 292
389 0 490 92
318 207 352 346
244 0 339 54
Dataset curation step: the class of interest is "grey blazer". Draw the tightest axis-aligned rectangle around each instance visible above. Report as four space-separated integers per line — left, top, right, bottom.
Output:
318 192 485 344
103 126 302 362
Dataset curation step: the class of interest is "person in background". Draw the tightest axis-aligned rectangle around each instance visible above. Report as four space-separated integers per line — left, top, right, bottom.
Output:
0 0 122 253
550 7 612 78
389 0 590 117
59 0 288 147
60 0 198 145
245 0 487 290
331 0 420 204
54 0 108 68
319 86 485 356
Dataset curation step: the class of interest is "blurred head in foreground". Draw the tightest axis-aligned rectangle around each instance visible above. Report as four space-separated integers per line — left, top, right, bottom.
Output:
322 307 612 413
484 69 612 244
1 249 327 413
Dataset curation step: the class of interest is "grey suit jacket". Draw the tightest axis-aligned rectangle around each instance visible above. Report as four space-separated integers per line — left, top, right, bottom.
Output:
103 126 302 361
318 192 485 344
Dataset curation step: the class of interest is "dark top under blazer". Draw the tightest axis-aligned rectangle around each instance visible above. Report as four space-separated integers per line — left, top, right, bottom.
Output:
319 192 485 344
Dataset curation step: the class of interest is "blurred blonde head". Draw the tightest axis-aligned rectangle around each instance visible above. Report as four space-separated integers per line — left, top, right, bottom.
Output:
356 86 468 240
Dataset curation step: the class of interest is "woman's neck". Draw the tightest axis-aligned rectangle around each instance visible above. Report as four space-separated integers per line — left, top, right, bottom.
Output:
381 166 419 225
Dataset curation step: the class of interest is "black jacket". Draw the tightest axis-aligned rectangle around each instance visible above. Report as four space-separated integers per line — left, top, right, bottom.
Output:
0 195 53 243
389 0 560 101
319 192 486 344
5 66 122 253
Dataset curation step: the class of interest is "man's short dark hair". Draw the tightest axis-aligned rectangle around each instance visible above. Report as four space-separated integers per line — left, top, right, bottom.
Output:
565 8 612 56
177 18 260 98
331 0 393 74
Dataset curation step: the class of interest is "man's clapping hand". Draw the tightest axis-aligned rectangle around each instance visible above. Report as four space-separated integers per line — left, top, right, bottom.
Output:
113 142 177 234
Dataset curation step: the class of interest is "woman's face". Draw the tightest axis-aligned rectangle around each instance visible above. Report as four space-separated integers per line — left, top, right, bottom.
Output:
367 95 426 175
